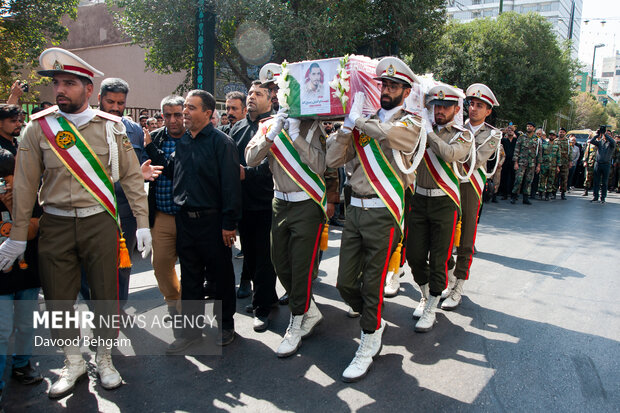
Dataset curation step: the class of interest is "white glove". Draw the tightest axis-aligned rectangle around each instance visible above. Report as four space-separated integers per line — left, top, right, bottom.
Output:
0 239 27 272
422 107 435 135
136 228 152 259
286 118 301 141
266 112 288 141
348 91 365 124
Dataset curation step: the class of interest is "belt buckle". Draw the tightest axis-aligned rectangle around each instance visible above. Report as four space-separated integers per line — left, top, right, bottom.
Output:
283 192 289 202
360 198 369 210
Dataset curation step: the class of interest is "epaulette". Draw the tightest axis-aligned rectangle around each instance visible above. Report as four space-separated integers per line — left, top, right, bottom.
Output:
452 123 466 132
95 109 122 123
30 105 59 120
259 115 274 124
485 122 499 131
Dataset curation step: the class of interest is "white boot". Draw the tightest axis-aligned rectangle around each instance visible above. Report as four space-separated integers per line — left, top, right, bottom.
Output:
341 321 386 382
412 283 429 319
276 314 304 357
441 267 457 300
48 348 87 399
300 299 323 338
441 279 465 310
96 347 122 390
415 295 441 333
383 271 400 297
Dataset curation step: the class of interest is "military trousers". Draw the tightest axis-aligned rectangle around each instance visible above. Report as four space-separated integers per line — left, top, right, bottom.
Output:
454 183 481 281
512 164 536 196
538 166 551 193
271 198 324 316
558 165 569 192
584 165 595 189
337 205 400 332
38 211 119 342
407 194 459 296
399 188 414 268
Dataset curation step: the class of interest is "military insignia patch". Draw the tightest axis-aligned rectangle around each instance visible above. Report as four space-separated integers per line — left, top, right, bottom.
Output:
438 90 445 100
475 90 482 97
490 140 497 147
319 135 326 146
386 65 395 76
122 135 133 150
267 70 273 80
53 60 63 71
359 134 371 147
55 131 76 149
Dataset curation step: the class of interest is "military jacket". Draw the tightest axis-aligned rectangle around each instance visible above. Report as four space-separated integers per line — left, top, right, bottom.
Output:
512 133 542 168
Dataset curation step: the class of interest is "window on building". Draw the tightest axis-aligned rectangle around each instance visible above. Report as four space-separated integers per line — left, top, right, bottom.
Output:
472 10 482 18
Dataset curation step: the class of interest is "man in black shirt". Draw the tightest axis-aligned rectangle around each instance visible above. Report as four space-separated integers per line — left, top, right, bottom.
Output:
499 125 518 199
167 90 242 350
230 81 279 324
0 105 23 156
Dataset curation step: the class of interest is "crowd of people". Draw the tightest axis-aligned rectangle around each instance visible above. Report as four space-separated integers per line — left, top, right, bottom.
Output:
0 46 618 405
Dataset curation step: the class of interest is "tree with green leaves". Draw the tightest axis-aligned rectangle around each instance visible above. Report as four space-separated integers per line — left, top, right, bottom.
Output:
432 12 579 128
571 92 609 130
0 0 79 100
107 0 446 91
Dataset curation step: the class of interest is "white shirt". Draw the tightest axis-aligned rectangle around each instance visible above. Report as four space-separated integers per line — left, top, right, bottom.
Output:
378 105 403 123
59 107 96 128
467 122 483 135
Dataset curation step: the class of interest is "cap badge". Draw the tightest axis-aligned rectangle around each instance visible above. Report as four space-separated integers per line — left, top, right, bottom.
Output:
386 65 395 77
53 60 63 71
438 90 445 99
475 90 482 97
266 70 273 80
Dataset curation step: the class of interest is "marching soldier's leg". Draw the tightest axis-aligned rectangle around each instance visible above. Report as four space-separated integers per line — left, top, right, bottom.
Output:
446 184 479 310
287 200 325 339
416 197 458 333
336 205 365 314
406 194 431 319
522 166 534 204
511 168 525 203
560 166 569 199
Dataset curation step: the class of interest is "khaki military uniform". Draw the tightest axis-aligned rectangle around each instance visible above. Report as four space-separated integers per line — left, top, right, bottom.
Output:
246 119 328 316
327 108 421 332
11 108 148 341
407 120 472 295
453 121 500 281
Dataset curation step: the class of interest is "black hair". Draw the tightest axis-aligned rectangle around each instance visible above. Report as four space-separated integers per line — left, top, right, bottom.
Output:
186 89 216 112
0 149 15 177
100 78 129 97
225 91 247 107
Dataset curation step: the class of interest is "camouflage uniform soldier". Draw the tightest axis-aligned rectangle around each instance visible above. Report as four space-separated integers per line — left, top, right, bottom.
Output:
582 141 597 196
511 122 542 204
555 128 571 199
537 132 551 200
541 131 560 200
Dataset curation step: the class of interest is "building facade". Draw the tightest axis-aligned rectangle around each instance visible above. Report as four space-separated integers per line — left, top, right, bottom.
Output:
446 0 583 57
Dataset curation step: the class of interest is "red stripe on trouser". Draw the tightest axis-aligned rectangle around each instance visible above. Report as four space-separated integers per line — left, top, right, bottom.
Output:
375 227 395 330
443 210 458 289
304 223 323 312
115 234 120 332
464 200 481 280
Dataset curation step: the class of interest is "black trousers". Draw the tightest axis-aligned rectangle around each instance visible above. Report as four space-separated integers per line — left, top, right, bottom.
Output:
499 163 515 197
238 209 278 317
176 211 236 336
592 162 611 201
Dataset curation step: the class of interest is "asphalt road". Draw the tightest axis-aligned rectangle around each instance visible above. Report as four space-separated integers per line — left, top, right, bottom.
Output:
2 190 620 412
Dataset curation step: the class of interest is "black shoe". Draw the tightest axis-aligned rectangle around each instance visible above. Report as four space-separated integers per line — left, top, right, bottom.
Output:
235 250 244 259
590 198 598 203
552 192 556 199
236 280 252 298
582 190 588 196
491 195 498 203
166 336 202 354
510 195 517 204
278 293 289 305
12 361 43 385
544 193 549 201
523 196 531 205
561 192 566 200
217 329 235 346
600 200 606 204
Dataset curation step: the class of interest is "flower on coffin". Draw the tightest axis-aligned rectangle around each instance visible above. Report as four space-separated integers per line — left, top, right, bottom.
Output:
328 54 350 113
276 60 290 110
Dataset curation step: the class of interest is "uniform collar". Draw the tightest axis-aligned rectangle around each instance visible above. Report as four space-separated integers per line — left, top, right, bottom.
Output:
377 105 403 123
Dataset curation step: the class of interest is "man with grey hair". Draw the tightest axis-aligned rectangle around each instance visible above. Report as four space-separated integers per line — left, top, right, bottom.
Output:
144 95 186 319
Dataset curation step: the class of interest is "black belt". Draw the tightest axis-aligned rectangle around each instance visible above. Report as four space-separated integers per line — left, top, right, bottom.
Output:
182 208 218 218
351 192 379 199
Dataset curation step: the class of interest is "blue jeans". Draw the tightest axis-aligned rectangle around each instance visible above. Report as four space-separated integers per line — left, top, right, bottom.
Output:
0 287 40 390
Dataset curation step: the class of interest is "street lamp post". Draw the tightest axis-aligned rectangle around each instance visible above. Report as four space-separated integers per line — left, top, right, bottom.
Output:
590 43 605 94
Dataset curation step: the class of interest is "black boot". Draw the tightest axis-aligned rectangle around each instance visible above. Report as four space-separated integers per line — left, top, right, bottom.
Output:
544 192 549 201
523 194 532 205
491 193 498 203
510 194 517 204
582 189 588 196
561 192 566 200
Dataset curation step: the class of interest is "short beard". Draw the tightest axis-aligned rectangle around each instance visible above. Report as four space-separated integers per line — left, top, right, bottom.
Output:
380 90 404 111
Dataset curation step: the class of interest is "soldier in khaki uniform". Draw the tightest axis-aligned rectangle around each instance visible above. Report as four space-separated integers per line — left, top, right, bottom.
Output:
441 84 500 311
327 57 423 382
0 48 151 399
245 111 327 356
408 85 473 332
